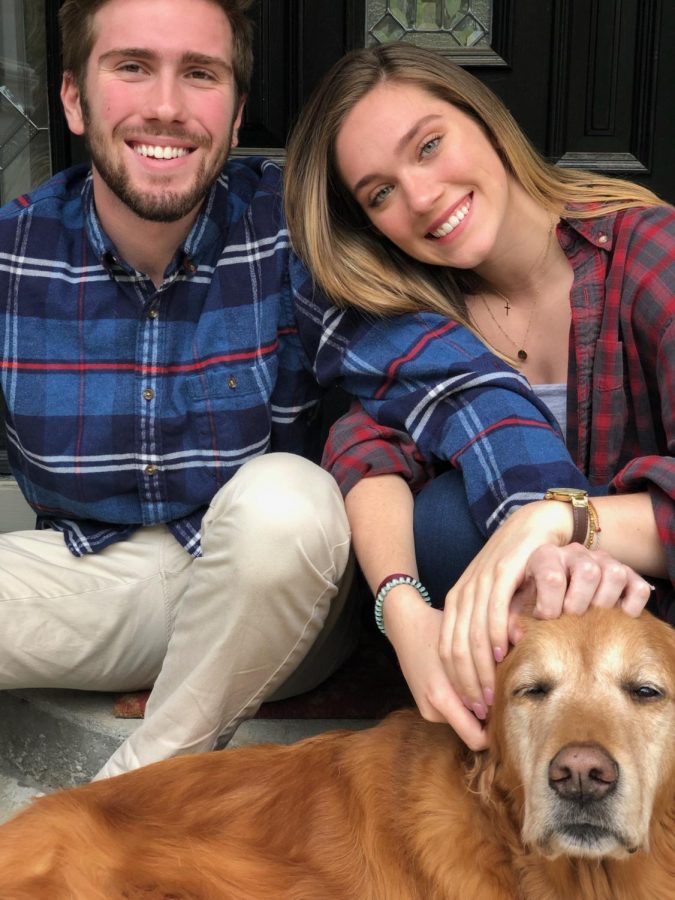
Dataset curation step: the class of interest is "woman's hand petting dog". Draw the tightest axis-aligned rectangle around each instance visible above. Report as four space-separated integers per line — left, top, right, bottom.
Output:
438 499 654 736
384 597 489 750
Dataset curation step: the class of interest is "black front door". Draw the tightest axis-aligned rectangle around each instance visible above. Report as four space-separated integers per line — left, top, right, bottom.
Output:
239 0 675 201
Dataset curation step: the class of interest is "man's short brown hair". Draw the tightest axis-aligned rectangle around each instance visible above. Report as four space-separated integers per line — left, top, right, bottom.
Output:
58 0 254 99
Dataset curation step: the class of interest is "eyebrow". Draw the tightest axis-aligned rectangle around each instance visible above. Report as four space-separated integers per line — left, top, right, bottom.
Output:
98 48 233 73
350 113 443 195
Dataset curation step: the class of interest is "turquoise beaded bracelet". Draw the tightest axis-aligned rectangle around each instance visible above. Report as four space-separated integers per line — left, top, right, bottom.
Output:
374 573 432 636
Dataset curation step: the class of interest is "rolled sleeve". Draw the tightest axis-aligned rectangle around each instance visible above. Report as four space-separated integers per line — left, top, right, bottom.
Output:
322 400 434 497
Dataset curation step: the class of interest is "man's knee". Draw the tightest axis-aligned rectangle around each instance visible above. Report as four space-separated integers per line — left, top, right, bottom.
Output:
206 453 350 553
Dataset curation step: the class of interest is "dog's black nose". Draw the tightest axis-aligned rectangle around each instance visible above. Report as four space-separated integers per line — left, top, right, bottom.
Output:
548 743 618 802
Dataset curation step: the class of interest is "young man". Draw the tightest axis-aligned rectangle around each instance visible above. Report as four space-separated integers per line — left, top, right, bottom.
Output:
0 0 356 779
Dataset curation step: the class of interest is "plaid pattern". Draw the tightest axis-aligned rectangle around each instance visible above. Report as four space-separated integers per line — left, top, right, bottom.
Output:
0 159 323 556
303 205 675 604
322 399 435 497
294 281 588 538
563 205 675 609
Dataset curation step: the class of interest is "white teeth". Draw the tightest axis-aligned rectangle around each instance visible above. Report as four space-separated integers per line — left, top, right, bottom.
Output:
430 200 471 238
133 144 190 159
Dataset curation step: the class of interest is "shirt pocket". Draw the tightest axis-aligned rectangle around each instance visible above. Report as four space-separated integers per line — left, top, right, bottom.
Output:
185 361 273 409
183 359 277 458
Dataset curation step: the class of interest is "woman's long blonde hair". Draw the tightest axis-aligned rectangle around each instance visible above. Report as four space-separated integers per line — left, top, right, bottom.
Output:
284 43 662 325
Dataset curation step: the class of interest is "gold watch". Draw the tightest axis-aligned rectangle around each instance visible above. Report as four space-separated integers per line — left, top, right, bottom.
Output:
544 487 591 546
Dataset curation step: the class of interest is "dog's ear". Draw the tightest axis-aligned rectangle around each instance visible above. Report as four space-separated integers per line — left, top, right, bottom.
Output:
465 724 499 804
507 587 539 646
464 746 498 805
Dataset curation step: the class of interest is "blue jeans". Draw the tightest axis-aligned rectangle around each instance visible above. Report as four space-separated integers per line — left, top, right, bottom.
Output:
413 471 609 609
413 471 484 609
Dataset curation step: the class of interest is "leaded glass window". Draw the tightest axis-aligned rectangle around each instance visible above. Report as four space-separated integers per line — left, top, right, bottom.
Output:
0 0 51 205
367 1 493 54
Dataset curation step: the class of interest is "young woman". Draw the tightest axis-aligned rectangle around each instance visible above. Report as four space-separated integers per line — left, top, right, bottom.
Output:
284 44 674 748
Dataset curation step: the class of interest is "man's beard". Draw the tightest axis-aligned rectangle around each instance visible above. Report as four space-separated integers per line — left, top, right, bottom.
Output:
81 98 233 223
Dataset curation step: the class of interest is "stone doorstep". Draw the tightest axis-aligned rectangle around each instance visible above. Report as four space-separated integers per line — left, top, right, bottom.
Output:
0 478 36 533
0 688 374 791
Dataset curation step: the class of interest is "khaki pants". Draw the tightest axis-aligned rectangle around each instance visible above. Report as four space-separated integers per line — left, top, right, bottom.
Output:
0 454 355 779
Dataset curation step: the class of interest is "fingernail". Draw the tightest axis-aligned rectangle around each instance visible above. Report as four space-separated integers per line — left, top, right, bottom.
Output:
472 702 487 721
461 696 472 710
483 687 494 706
493 646 505 663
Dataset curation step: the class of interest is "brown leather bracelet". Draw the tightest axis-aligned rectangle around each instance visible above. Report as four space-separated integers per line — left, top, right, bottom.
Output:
544 488 590 545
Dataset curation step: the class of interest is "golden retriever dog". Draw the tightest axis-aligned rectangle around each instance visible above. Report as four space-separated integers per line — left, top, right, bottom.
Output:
0 607 673 900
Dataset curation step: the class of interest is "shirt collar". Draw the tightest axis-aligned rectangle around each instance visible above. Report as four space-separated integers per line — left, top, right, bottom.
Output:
83 169 230 280
560 206 617 251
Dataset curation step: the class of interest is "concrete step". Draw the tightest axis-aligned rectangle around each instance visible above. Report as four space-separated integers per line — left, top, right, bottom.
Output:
0 760 45 825
0 688 374 823
0 689 138 790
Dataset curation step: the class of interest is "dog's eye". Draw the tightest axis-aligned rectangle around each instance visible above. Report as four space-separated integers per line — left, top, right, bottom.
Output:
514 682 551 699
624 683 665 703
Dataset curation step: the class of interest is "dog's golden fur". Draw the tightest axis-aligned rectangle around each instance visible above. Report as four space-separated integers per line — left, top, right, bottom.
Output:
0 608 673 899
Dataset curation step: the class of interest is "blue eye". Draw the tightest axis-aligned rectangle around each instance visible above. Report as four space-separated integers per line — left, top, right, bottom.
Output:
420 136 440 157
369 185 393 208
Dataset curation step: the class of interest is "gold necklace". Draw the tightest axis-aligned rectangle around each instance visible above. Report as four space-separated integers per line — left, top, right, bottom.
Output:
479 290 536 363
477 215 557 364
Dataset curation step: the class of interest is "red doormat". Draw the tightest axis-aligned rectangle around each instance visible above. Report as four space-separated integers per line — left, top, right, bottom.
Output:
113 615 413 721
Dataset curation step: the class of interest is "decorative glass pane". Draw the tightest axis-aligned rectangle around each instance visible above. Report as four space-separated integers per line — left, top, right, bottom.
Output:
367 1 493 53
0 0 51 205
371 14 407 44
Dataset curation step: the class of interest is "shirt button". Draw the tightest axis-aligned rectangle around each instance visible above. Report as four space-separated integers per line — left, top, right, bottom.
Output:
598 234 608 244
143 388 155 401
148 308 159 319
144 464 158 476
227 375 237 389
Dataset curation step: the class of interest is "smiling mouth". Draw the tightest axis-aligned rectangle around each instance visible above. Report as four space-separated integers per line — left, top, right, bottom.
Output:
427 196 472 239
130 143 194 160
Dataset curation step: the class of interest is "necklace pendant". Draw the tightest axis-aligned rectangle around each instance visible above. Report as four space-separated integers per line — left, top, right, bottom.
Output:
504 297 511 315
517 349 528 361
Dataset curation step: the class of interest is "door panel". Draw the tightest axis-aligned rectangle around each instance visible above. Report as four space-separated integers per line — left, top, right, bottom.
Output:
548 0 663 185
239 0 365 156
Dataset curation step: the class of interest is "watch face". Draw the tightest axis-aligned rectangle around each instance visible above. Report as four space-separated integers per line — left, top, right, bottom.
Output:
545 488 588 501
